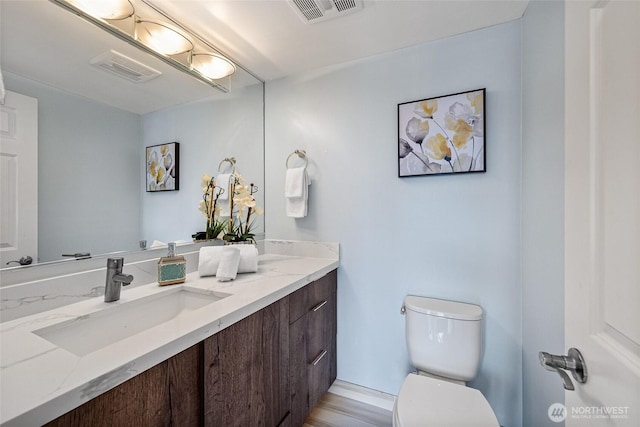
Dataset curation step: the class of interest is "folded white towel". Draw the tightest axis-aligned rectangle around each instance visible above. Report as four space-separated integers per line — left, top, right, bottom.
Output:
285 168 309 218
216 247 241 282
198 245 258 277
216 174 232 200
216 173 233 217
285 167 306 197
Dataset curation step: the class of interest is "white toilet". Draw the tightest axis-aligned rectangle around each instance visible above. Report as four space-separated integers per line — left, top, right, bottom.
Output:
393 295 499 427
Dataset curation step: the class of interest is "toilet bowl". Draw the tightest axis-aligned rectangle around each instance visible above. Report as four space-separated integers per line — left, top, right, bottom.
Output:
393 373 499 427
393 296 499 426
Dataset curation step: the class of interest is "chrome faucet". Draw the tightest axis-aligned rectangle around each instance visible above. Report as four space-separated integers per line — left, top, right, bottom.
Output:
104 257 133 302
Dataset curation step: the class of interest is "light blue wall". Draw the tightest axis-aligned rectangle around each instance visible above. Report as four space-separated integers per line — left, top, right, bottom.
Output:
141 84 264 244
265 21 523 427
522 1 565 425
4 73 141 262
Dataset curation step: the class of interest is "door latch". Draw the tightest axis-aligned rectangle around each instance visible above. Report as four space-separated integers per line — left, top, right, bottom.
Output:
539 347 588 391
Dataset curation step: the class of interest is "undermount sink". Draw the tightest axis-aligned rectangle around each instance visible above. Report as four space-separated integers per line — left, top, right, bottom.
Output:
33 287 230 356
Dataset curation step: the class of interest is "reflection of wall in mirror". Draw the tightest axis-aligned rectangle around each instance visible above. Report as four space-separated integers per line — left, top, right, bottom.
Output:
141 83 265 244
2 73 264 263
4 72 141 264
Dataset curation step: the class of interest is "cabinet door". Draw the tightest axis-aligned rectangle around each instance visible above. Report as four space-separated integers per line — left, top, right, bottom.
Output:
45 343 202 427
204 298 289 426
289 313 311 427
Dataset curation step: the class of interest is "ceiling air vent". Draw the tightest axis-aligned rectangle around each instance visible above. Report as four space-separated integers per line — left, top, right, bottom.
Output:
90 50 162 83
290 0 363 24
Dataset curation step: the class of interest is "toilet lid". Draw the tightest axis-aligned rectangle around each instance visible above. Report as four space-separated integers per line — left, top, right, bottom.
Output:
394 374 499 427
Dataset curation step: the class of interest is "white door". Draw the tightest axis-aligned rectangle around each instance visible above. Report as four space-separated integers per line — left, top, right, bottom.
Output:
564 0 640 425
0 90 38 267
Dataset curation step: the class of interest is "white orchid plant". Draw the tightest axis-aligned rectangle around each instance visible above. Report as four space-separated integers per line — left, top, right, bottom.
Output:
224 173 263 243
195 172 263 243
196 174 226 241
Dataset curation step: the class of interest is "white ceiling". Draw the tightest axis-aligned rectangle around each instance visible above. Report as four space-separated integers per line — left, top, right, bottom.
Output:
152 0 530 81
0 0 529 114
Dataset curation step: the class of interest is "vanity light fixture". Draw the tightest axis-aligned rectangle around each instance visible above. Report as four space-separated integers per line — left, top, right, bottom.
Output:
51 0 237 92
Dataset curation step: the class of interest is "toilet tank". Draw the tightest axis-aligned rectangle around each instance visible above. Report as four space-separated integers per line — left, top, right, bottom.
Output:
404 296 483 382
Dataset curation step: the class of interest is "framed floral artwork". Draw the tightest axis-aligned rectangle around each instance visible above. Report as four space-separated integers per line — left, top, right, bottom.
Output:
146 142 179 192
398 88 485 177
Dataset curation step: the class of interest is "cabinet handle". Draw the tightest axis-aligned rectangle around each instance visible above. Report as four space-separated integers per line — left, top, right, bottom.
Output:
311 300 327 312
312 350 328 366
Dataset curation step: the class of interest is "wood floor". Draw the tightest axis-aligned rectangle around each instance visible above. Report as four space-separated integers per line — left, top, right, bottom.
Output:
303 392 393 427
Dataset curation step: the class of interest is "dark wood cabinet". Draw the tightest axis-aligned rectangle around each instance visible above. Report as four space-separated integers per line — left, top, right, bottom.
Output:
46 343 202 427
46 270 337 427
289 270 337 427
204 297 290 426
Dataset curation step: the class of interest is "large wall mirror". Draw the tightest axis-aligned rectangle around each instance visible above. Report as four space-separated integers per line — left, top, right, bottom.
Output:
0 1 265 269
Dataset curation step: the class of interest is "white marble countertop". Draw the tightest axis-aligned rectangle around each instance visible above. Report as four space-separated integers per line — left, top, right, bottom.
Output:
0 242 339 426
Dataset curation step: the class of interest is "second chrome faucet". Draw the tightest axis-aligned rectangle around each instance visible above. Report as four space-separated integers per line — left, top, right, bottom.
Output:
104 257 134 302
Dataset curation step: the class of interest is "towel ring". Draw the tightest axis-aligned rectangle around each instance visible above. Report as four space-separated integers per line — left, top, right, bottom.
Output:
218 157 236 173
286 150 308 169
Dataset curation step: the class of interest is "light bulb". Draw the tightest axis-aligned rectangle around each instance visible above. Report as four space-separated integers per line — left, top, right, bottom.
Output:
136 20 193 56
191 53 236 80
71 0 134 20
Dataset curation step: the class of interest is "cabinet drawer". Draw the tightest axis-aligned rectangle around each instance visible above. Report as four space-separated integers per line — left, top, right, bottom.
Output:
309 345 332 410
289 270 337 324
307 298 333 359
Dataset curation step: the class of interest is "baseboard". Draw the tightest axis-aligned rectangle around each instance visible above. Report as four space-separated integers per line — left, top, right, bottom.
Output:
328 379 396 412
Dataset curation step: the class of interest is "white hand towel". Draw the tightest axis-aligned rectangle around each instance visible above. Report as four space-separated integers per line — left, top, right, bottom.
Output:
215 173 233 217
215 174 232 200
216 247 241 282
198 245 258 277
285 167 306 197
285 168 309 218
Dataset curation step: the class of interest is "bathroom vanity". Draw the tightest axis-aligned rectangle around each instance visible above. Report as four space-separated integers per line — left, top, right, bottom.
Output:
0 241 339 426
